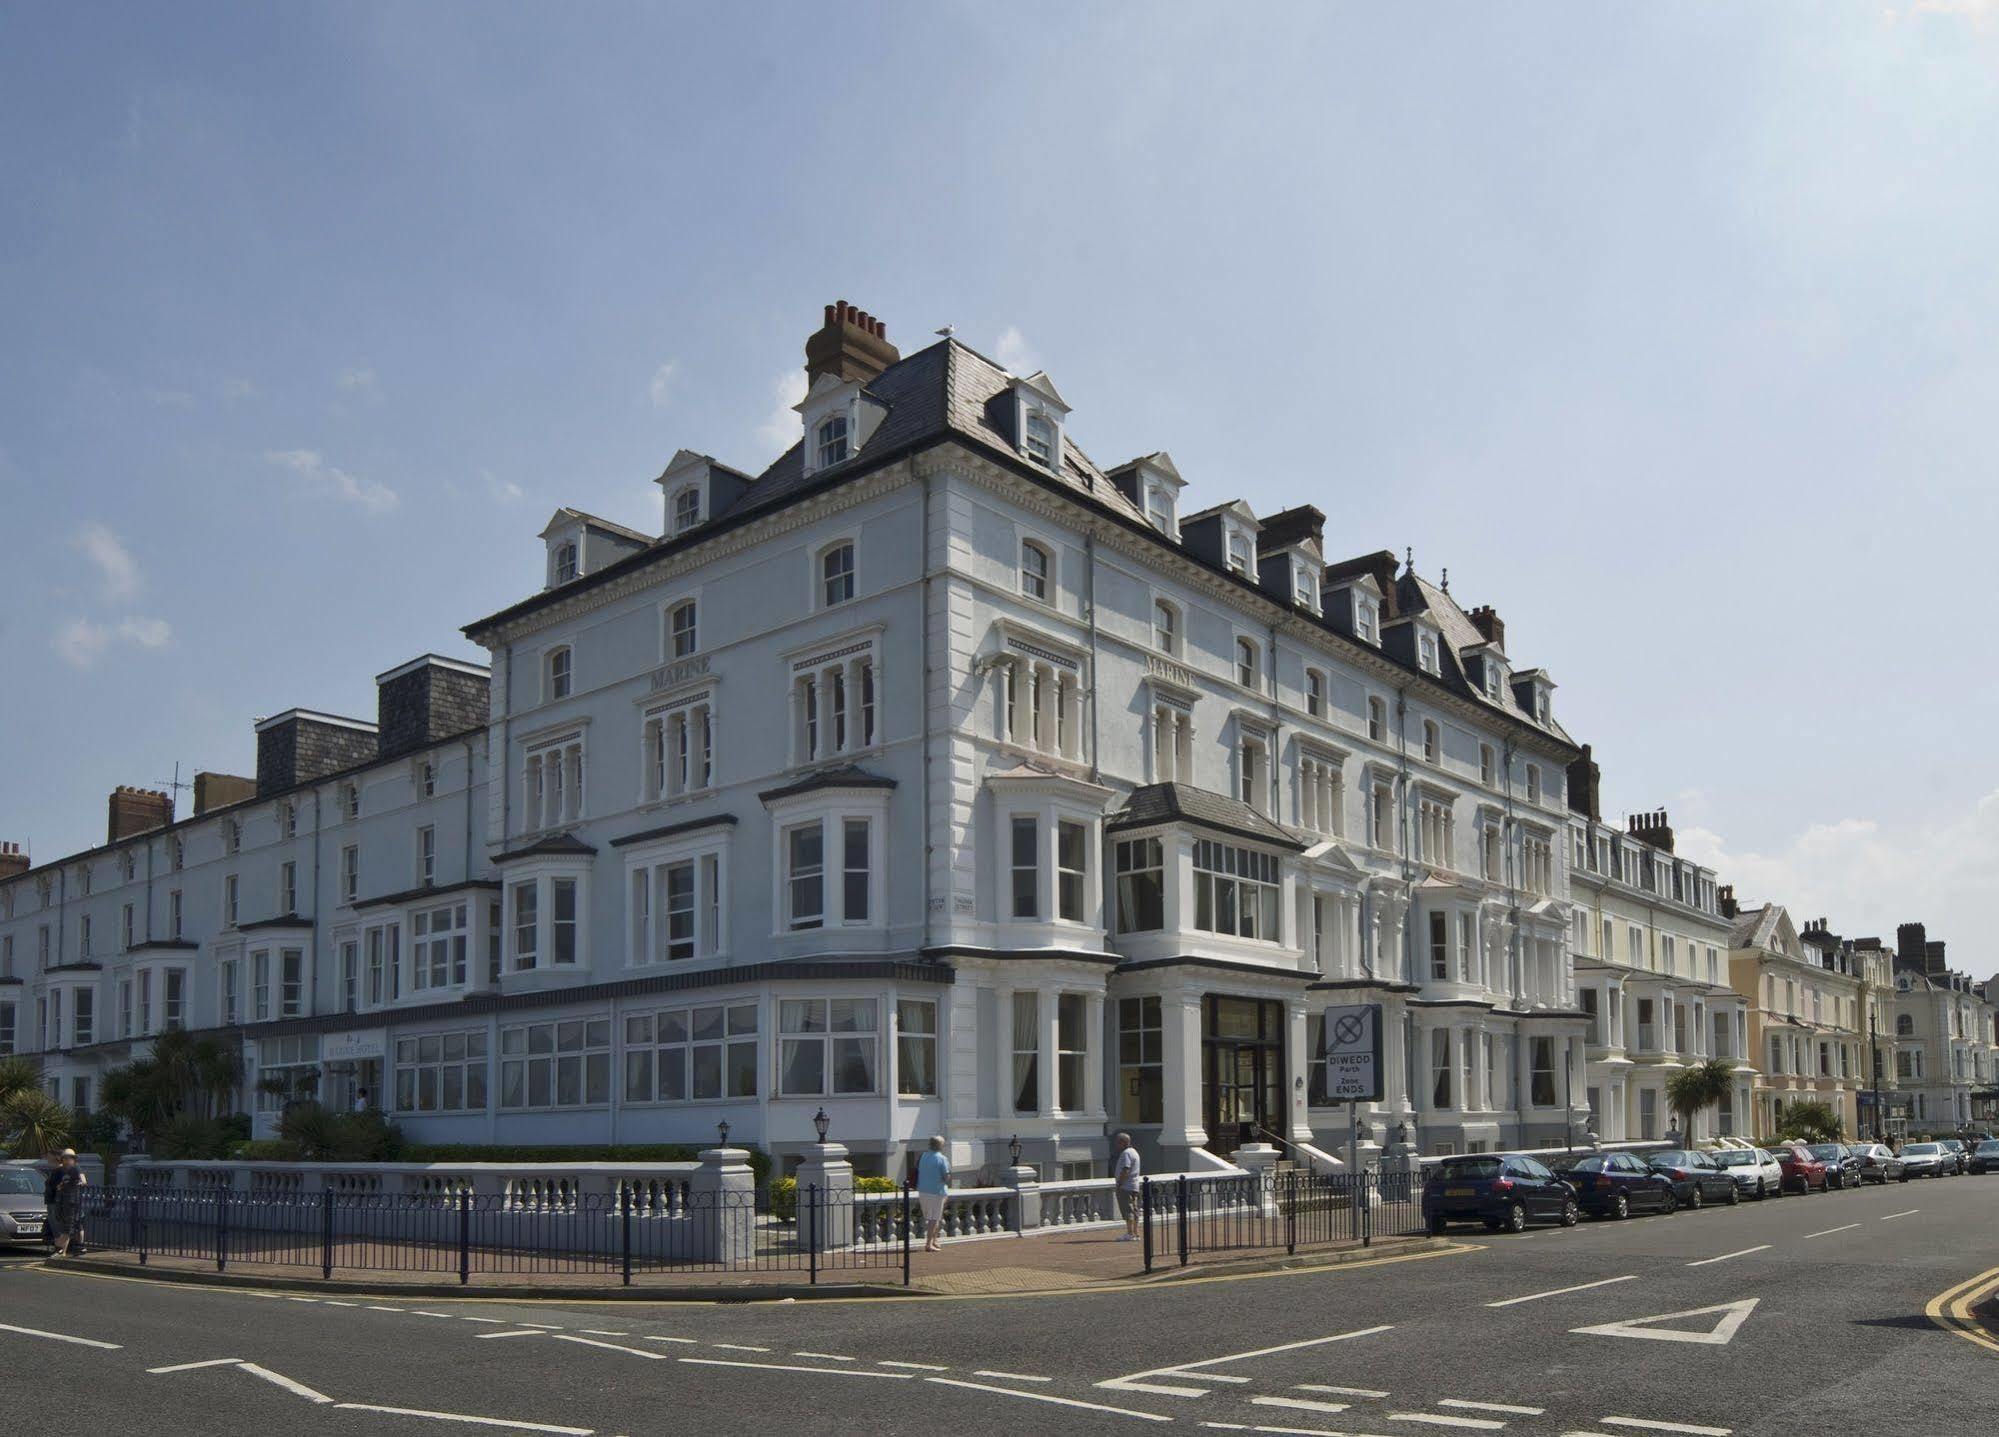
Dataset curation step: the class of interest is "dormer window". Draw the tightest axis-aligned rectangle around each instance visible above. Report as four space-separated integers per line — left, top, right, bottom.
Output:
1020 539 1052 603
1154 600 1179 655
1024 413 1056 469
1356 596 1379 645
671 486 702 535
1484 663 1503 701
1293 562 1320 614
1417 632 1439 675
553 541 578 584
1226 530 1254 576
1536 690 1551 725
816 415 851 469
1144 484 1174 534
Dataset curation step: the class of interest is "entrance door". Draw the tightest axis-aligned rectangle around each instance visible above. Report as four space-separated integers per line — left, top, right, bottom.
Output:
1202 996 1285 1155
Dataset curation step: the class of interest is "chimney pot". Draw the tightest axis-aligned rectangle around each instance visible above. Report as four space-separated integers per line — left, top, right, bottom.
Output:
804 299 902 386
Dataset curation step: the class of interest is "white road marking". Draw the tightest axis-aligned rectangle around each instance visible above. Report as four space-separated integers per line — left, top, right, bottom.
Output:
238 1362 335 1403
641 1335 698 1345
1100 1325 1394 1396
925 1375 1173 1422
412 1311 458 1319
711 1342 770 1352
1685 1246 1769 1267
333 1403 593 1434
323 1300 359 1307
1298 1384 1391 1397
0 1321 122 1350
551 1335 667 1360
679 1357 911 1379
579 1330 630 1337
286 1296 319 1303
1442 1401 1545 1415
1252 1395 1350 1414
880 1359 949 1370
794 1351 855 1361
148 1358 244 1373
513 1322 564 1329
1802 1224 1860 1239
1387 1413 1506 1431
1572 1298 1758 1347
476 1331 546 1340
1486 1275 1636 1307
366 1305 404 1312
460 1315 508 1324
975 1370 1053 1383
1881 1210 1918 1221
1599 1420 1731 1436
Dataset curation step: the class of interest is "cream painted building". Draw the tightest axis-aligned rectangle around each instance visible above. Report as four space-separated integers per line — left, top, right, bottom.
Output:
1725 900 1866 1137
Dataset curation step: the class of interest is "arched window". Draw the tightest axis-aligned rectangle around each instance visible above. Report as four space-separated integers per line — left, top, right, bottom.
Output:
668 601 698 659
553 541 578 584
545 646 573 701
816 415 850 469
1896 1013 1914 1038
1020 540 1052 602
1023 413 1056 468
1154 600 1178 655
820 542 856 607
1305 669 1325 718
672 487 702 534
1235 637 1258 689
1423 719 1440 764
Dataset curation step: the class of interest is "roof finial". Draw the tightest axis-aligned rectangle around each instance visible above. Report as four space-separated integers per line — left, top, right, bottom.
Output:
1441 567 1449 593
1404 545 1413 572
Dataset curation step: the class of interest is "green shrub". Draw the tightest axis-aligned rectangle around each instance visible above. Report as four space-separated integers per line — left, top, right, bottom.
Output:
154 1114 235 1160
234 1139 305 1161
769 1172 900 1222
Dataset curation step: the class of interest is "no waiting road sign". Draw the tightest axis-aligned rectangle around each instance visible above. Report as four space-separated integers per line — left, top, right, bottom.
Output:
1322 1002 1382 1102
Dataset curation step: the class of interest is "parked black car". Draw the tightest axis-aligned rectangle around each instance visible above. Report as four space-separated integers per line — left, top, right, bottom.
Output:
1806 1143 1863 1189
1423 1153 1580 1234
1854 1143 1907 1183
1968 1140 1999 1175
1645 1149 1740 1209
1551 1151 1677 1219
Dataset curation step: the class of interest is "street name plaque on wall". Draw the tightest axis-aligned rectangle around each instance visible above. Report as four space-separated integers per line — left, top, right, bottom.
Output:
1322 1002 1382 1102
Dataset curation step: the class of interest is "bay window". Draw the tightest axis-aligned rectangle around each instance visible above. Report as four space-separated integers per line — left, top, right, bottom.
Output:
1192 840 1281 941
499 1017 611 1109
778 997 878 1096
1118 996 1163 1123
896 999 937 1097
1114 837 1164 933
1057 992 1088 1111
625 1002 757 1102
1012 992 1039 1114
395 1030 489 1113
505 871 585 971
412 903 469 991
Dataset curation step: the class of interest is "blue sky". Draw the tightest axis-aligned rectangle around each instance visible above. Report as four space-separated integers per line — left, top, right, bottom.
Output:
4 3 1997 977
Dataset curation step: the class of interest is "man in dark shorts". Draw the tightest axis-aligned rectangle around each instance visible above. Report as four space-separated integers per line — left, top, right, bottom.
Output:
1112 1131 1141 1241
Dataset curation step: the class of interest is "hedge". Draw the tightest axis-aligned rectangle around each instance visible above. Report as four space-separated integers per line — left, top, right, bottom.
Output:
768 1173 898 1222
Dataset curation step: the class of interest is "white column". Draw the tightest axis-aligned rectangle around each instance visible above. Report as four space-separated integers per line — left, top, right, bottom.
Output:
993 985 1014 1121
1161 996 1207 1149
1039 988 1060 1117
1085 993 1105 1116
1007 659 1027 746
844 657 864 755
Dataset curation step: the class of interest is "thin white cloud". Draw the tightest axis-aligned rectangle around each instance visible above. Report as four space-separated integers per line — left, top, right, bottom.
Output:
145 387 195 408
480 468 525 504
53 615 173 669
994 326 1039 375
221 377 256 400
336 366 379 396
649 361 680 408
265 448 399 513
72 523 141 602
756 369 810 454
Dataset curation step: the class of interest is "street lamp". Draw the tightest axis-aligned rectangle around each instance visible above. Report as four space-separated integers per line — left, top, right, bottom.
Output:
1008 1133 1022 1166
716 1120 730 1148
1869 1011 1884 1143
812 1107 830 1142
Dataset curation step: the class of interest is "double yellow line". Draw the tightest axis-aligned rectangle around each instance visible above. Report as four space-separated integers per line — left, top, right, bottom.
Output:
1927 1265 1999 1357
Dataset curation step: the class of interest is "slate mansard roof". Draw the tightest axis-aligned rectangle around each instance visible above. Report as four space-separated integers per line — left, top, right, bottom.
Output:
1108 782 1307 852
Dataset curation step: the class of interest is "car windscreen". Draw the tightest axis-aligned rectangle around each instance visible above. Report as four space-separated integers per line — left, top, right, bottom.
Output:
1649 1151 1692 1166
0 1171 43 1195
1436 1158 1503 1180
1712 1151 1754 1167
1905 1144 1939 1155
1806 1145 1843 1160
1978 1142 1999 1155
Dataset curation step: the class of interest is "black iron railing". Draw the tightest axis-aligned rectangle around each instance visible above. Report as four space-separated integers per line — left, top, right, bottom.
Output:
1138 1167 1425 1272
75 1183 913 1287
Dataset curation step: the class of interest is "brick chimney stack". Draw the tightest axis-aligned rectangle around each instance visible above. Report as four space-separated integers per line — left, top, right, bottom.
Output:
1718 884 1737 920
0 841 27 880
108 786 173 842
804 300 900 386
1565 743 1601 820
1467 605 1506 652
1627 808 1675 853
1924 939 1948 976
1896 922 1927 967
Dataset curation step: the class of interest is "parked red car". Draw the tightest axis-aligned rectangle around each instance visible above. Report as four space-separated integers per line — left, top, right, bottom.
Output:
1772 1142 1830 1193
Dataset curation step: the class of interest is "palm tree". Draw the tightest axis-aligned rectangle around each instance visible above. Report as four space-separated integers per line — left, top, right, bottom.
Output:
1665 1058 1737 1144
0 1055 38 1106
190 1037 242 1119
3 1088 73 1158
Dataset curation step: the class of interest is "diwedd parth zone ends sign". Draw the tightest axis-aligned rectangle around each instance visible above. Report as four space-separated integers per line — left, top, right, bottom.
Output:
1322 1002 1383 1102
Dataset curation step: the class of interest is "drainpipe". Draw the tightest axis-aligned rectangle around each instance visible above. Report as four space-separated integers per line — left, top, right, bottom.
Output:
920 467 935 951
1087 531 1102 786
1395 684 1416 1136
1502 737 1521 1132
1266 617 1281 818
310 788 323 1015
463 736 477 886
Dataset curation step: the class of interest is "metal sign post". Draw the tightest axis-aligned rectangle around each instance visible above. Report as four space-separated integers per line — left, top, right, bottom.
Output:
1322 1003 1383 1180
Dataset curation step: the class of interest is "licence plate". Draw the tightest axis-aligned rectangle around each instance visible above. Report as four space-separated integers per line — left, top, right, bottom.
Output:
15 1223 41 1235
1445 1187 1475 1197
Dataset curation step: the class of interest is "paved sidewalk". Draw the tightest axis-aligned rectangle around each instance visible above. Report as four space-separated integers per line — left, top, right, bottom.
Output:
51 1224 1437 1298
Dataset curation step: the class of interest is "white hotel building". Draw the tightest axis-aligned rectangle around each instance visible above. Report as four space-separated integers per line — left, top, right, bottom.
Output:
1 303 1592 1178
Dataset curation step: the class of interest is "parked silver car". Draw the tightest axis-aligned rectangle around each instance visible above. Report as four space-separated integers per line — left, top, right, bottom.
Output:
0 1167 48 1244
1898 1142 1949 1178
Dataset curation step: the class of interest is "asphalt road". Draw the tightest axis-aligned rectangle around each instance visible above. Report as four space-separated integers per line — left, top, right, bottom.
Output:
2 1169 1995 1437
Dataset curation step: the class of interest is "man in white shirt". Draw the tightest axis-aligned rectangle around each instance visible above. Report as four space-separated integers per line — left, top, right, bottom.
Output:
1112 1131 1142 1241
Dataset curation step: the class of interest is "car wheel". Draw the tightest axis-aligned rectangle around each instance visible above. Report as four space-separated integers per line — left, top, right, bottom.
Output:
1661 1190 1678 1216
1502 1202 1526 1234
1428 1214 1448 1235
1688 1186 1703 1211
1560 1199 1579 1228
1612 1193 1630 1220
1754 1179 1767 1200
1900 1172 1911 1183
1727 1184 1741 1206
